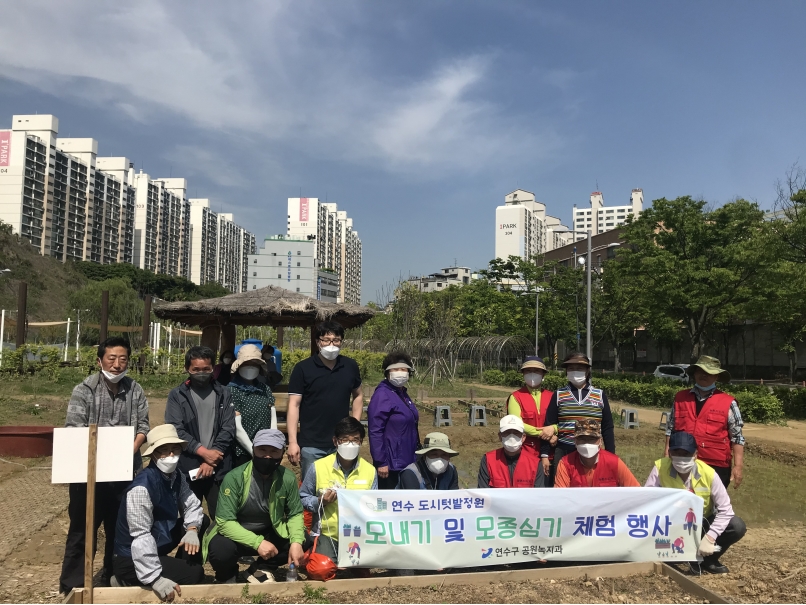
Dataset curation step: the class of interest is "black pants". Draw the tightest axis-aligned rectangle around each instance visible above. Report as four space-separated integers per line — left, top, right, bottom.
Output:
190 475 221 520
702 513 746 564
113 518 207 586
711 465 731 489
59 480 128 591
207 530 312 582
378 470 401 490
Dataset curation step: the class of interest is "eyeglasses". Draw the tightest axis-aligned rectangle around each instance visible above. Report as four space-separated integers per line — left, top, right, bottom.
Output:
319 338 342 345
336 438 361 445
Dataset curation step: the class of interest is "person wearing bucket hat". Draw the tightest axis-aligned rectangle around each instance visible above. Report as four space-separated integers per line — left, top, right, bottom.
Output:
478 415 546 488
368 351 420 489
543 352 616 478
228 344 277 468
397 432 459 490
664 355 745 489
205 429 310 584
647 431 746 574
112 424 207 599
506 356 558 479
554 420 640 488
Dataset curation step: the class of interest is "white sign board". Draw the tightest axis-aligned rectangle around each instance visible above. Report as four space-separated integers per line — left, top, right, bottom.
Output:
337 487 703 569
51 426 134 484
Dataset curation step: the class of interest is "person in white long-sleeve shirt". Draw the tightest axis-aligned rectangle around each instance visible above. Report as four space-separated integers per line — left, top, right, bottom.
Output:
112 425 208 601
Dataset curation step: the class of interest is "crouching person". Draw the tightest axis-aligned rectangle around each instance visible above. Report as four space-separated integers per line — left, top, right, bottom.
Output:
397 432 459 490
112 425 206 600
300 417 377 564
646 431 746 574
554 419 640 487
205 429 306 584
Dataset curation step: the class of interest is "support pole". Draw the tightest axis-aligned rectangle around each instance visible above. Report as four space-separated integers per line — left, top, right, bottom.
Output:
64 318 71 362
99 291 109 343
84 423 98 604
586 230 592 360
276 326 284 348
76 311 81 362
0 309 5 368
16 281 27 347
140 295 152 371
535 291 539 356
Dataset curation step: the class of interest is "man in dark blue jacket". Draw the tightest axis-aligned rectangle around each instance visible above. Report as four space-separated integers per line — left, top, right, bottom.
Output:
165 346 236 520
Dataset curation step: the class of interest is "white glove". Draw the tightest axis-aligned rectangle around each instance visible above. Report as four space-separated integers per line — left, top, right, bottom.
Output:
152 576 178 601
698 536 718 557
181 529 199 548
234 414 253 456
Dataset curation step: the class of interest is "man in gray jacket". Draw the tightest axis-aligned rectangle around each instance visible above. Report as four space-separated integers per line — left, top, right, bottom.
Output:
165 345 235 521
59 337 150 594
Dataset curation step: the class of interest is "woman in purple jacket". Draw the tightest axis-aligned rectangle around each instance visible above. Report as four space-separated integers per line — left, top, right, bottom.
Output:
368 352 420 489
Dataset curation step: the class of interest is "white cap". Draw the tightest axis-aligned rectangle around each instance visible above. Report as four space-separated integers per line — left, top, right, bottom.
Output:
499 414 525 433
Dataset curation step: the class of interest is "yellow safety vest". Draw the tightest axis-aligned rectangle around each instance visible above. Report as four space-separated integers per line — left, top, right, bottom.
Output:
314 454 376 540
654 458 714 516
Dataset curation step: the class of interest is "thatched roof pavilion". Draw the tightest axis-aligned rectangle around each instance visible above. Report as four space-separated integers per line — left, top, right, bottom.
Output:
153 285 376 356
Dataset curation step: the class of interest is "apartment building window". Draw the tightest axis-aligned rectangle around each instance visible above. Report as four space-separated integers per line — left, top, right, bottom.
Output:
297 262 300 266
278 261 282 266
272 252 276 256
278 274 281 278
297 275 300 279
297 251 301 255
253 285 257 289
606 209 614 214
253 272 257 276
296 288 300 292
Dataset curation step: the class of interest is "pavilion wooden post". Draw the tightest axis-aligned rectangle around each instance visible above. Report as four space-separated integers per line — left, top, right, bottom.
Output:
99 291 109 343
201 324 221 358
221 324 236 356
84 423 98 604
276 327 284 348
310 325 317 357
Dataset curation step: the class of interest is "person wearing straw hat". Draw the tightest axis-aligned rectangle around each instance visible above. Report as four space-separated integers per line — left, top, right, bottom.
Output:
397 432 460 490
664 355 745 489
478 415 546 488
228 344 276 467
554 420 640 488
506 356 558 479
112 424 207 600
368 351 420 489
205 429 308 584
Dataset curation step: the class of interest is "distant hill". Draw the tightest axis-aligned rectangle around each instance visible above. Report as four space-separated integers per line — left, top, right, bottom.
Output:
0 223 86 321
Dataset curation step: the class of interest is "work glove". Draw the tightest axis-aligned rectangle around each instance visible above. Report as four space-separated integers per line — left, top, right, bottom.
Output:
152 576 179 601
182 529 200 548
697 537 718 557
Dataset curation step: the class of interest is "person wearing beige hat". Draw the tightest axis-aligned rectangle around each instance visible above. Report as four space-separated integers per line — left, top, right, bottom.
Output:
112 424 207 599
228 344 276 467
397 432 459 490
664 355 745 489
478 415 546 488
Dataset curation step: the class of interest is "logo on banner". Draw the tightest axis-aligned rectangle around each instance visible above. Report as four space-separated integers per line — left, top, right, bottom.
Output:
300 197 309 221
347 542 361 565
0 131 10 167
481 548 493 559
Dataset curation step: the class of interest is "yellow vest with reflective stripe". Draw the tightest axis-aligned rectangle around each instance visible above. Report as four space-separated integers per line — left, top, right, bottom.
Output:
314 454 376 540
655 458 714 516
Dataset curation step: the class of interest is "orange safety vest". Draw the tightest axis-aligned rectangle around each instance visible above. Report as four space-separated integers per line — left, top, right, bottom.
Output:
563 450 620 487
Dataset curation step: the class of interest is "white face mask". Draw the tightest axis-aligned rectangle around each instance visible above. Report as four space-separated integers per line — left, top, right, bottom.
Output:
239 366 260 381
502 435 523 454
102 369 128 384
155 454 180 475
524 372 543 388
671 456 696 475
320 345 340 361
337 442 360 460
576 442 600 459
567 370 588 387
425 456 448 475
388 370 409 387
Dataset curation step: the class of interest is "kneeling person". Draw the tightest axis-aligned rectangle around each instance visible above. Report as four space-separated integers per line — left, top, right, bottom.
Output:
113 425 206 601
205 429 306 583
478 415 546 488
645 431 746 574
300 417 377 563
554 419 640 487
397 432 459 490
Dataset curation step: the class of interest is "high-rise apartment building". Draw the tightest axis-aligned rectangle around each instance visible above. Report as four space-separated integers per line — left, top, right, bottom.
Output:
495 189 580 262
286 197 362 303
95 156 136 265
573 189 643 234
188 199 218 286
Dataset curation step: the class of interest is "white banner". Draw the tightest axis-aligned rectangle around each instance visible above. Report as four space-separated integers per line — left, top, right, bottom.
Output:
336 488 703 569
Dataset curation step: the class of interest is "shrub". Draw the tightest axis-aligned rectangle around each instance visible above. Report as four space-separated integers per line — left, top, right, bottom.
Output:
772 387 806 420
504 370 523 387
731 391 784 424
482 369 505 385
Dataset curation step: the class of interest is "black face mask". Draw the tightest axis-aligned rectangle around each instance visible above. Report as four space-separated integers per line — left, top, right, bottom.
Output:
189 373 213 389
253 456 281 476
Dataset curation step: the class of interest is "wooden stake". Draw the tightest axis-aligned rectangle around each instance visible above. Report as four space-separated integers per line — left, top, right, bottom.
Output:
84 424 98 604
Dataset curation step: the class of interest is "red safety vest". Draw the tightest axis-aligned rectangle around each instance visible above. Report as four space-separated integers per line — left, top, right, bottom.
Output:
563 450 620 487
511 387 553 454
673 390 733 468
485 447 540 488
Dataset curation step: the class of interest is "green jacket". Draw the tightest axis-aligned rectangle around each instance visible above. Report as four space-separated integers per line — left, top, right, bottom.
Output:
202 461 304 561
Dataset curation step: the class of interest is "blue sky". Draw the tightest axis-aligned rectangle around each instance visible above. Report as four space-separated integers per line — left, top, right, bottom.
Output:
1 1 804 302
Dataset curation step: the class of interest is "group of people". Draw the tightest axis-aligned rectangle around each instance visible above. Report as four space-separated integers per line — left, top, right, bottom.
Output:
58 322 748 601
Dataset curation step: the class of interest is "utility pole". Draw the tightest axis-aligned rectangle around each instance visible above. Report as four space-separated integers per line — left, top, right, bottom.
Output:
586 230 592 360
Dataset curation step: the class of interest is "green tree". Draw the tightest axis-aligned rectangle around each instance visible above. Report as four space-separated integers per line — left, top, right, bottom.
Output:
67 278 144 346
618 196 773 362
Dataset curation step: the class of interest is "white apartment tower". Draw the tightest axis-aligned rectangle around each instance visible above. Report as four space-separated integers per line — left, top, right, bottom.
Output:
188 199 218 286
573 189 643 234
495 189 577 262
286 197 362 304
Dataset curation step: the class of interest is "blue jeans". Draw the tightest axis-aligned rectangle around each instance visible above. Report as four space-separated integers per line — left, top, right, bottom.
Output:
300 446 337 481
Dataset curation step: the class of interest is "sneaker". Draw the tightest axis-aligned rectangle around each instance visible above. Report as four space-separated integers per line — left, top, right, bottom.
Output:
246 569 276 584
702 561 729 574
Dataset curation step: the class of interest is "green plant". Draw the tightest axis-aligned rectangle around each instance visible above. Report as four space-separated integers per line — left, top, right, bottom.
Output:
302 583 329 604
482 369 505 385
